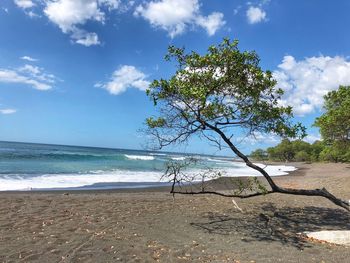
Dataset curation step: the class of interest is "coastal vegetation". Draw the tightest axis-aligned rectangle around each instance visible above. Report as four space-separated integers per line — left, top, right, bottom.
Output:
251 86 350 163
145 38 350 211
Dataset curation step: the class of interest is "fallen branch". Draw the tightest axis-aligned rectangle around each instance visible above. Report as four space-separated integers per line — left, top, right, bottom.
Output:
170 190 273 199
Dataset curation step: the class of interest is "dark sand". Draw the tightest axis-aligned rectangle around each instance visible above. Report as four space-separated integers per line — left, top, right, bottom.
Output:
1 163 350 262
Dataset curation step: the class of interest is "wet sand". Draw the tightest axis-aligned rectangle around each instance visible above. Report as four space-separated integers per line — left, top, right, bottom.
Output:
1 162 350 262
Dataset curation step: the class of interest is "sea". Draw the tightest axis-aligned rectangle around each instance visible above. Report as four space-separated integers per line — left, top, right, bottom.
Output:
0 141 296 191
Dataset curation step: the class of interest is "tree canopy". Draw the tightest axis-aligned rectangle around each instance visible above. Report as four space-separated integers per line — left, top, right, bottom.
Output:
251 85 350 163
146 39 305 148
314 86 350 142
314 86 350 162
145 39 349 211
252 139 324 162
250 148 268 161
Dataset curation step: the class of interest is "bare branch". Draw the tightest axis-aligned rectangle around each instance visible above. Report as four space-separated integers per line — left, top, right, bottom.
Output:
170 190 273 198
203 121 350 211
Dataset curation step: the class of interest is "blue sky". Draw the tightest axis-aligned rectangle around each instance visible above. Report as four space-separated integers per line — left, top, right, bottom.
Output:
1 0 350 155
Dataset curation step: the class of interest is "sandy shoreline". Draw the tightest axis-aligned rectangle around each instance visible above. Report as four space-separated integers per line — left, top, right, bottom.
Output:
1 162 350 262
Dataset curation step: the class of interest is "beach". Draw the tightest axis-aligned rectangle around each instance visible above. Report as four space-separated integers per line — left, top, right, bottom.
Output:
1 162 350 262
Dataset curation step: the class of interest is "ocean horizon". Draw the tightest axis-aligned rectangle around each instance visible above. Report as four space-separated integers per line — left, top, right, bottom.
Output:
0 141 296 191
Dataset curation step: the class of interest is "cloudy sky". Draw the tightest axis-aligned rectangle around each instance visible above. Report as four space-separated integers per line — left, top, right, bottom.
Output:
1 0 350 154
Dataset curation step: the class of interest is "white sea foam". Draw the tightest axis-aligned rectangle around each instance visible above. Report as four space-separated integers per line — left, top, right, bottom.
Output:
124 154 155 160
54 151 103 157
171 156 186 161
0 163 296 191
206 158 231 163
223 162 297 177
0 170 164 191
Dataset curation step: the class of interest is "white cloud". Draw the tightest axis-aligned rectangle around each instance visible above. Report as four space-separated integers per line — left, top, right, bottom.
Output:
196 12 226 36
246 6 266 24
116 0 135 12
97 65 150 95
43 0 124 46
44 0 105 33
274 55 350 116
0 109 17 115
0 69 50 90
233 5 242 15
0 63 57 90
14 0 35 9
19 64 41 75
99 0 121 10
304 134 321 144
238 132 279 145
20 56 38 62
27 10 40 18
71 29 100 46
134 0 225 38
13 0 40 17
19 64 56 84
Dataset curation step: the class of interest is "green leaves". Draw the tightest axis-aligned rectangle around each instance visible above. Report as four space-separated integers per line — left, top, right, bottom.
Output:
314 86 350 143
146 117 166 128
314 87 350 163
250 149 268 161
146 38 305 148
233 177 268 196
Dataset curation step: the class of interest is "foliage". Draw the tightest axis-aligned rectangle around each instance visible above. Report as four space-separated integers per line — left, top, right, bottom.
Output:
319 141 350 163
163 158 269 196
310 140 325 161
256 86 350 163
254 138 350 163
250 148 268 161
314 86 350 143
232 177 269 195
291 140 312 154
265 139 324 162
267 139 295 161
313 86 350 162
145 39 350 211
146 38 305 149
295 151 311 162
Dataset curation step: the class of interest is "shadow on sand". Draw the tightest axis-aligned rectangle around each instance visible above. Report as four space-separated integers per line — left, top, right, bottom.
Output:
191 203 350 249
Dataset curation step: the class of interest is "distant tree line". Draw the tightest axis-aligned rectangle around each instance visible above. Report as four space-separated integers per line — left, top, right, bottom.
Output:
249 139 346 162
250 86 350 163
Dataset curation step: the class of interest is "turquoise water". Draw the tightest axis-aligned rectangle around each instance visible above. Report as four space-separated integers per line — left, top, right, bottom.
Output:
0 141 296 190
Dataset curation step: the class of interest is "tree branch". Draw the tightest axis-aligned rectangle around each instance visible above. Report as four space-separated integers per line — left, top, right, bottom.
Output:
170 190 273 198
203 121 350 211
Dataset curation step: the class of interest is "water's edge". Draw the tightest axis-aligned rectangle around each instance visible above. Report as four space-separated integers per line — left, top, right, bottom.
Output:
0 141 296 191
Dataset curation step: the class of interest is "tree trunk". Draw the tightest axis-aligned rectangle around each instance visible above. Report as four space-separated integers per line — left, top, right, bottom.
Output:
202 122 350 211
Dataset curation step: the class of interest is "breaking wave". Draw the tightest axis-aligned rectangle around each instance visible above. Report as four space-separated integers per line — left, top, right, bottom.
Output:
124 155 155 161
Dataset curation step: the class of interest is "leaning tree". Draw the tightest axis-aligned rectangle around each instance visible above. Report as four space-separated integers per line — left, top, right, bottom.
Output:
145 39 349 211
